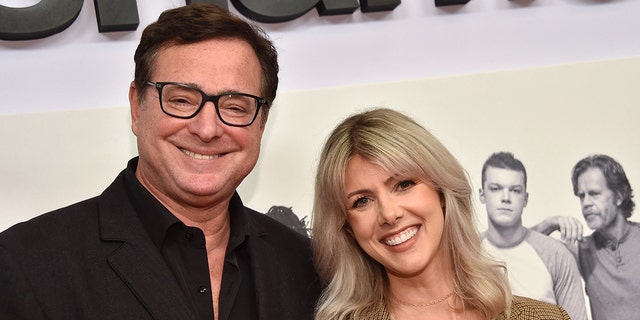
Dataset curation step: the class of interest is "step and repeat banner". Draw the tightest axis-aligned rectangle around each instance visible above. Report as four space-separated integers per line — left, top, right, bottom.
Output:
2 2 639 318
1 56 639 232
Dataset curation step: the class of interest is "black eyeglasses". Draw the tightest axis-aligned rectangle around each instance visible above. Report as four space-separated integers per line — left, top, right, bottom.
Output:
146 81 269 127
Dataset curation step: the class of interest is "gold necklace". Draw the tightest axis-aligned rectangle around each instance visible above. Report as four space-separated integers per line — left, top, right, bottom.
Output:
390 291 454 308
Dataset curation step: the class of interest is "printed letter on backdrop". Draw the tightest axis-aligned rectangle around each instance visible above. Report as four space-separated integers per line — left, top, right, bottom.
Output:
231 0 319 23
0 0 84 40
187 0 229 10
317 0 359 16
435 0 470 7
360 0 400 12
94 0 139 32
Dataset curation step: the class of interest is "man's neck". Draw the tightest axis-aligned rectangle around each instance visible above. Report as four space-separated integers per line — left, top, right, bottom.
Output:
486 224 528 248
597 214 631 243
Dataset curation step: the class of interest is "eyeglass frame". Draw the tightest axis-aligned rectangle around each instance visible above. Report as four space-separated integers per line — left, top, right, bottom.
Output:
145 81 269 127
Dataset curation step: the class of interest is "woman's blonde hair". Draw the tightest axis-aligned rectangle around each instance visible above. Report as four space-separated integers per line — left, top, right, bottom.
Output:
312 108 511 320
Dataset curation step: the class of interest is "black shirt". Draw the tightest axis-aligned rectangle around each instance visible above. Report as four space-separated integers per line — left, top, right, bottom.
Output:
123 159 258 320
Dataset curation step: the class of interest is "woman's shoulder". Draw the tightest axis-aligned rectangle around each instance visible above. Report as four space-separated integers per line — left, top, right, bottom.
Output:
505 296 571 320
352 302 391 320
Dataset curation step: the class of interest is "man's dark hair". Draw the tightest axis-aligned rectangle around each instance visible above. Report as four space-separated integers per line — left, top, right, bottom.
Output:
481 152 527 189
572 154 635 218
133 3 278 121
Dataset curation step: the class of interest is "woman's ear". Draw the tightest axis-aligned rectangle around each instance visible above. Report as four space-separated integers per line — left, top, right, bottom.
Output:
343 223 354 237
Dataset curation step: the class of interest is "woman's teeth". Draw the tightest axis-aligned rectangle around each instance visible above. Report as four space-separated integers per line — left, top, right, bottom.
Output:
384 227 418 246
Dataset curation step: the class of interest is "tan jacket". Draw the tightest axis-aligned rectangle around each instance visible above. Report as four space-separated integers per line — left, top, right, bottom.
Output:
356 295 571 320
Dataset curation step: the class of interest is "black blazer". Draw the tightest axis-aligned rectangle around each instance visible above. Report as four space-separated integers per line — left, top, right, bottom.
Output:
0 170 321 320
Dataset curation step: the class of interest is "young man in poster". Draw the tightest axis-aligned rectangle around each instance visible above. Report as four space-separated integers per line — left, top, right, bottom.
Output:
480 152 587 320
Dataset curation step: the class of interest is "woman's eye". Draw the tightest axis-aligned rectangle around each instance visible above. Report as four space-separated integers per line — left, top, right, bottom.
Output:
397 180 416 191
351 197 370 209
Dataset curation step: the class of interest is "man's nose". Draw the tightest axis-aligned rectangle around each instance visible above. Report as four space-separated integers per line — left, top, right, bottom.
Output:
582 195 594 207
500 190 511 203
189 101 223 141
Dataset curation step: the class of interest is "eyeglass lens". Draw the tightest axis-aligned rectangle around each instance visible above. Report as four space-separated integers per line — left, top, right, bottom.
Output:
160 83 259 125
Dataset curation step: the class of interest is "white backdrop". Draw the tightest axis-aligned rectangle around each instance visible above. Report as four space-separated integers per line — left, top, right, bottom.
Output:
1 56 639 232
1 0 640 229
1 4 638 316
1 0 639 115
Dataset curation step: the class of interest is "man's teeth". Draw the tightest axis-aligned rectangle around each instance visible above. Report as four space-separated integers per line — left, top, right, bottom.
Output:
182 149 220 160
384 227 418 246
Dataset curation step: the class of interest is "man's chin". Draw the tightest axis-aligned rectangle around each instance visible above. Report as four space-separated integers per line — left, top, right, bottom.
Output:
584 217 601 230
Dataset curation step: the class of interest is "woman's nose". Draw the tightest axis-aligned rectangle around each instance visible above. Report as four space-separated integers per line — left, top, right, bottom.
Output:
377 199 403 225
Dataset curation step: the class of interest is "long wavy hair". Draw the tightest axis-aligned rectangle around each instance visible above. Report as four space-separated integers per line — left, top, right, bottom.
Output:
312 108 511 320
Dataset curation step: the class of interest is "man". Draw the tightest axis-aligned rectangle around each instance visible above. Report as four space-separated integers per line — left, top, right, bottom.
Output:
0 4 320 320
479 152 587 320
535 154 640 320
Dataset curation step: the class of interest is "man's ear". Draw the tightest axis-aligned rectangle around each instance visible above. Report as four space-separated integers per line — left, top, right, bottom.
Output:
129 81 141 136
479 188 486 204
259 108 269 130
615 192 624 207
524 192 529 207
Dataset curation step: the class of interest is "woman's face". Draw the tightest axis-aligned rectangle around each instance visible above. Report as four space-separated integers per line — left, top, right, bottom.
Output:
344 155 447 279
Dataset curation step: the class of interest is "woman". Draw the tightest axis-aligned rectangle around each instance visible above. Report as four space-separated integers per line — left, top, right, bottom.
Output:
312 108 570 320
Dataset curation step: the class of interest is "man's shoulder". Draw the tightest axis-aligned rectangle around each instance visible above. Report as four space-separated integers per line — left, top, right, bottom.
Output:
526 229 572 254
509 295 571 319
244 207 311 244
0 167 130 243
245 207 308 238
0 196 106 269
0 196 100 241
582 221 640 249
629 221 640 236
242 207 318 279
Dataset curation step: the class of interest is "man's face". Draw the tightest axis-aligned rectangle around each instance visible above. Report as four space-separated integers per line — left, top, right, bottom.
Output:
575 167 622 231
129 38 266 212
480 167 528 228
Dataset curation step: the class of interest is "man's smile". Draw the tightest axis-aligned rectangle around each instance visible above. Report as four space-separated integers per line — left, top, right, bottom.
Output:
181 148 224 160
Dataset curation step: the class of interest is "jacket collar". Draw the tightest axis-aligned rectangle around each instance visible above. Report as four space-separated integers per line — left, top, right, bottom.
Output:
98 158 296 320
97 168 197 320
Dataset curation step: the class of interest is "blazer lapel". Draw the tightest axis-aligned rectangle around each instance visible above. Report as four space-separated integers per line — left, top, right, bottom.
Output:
107 242 197 320
248 233 283 320
98 175 198 320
